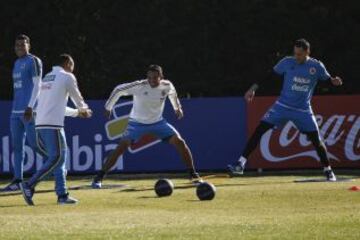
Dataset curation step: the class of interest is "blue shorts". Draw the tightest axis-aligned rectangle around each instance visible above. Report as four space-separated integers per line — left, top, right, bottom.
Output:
121 119 178 142
262 103 319 133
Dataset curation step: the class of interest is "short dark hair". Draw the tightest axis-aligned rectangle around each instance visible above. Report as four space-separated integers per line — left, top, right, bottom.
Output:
57 53 73 66
16 34 30 44
148 64 164 78
294 38 310 51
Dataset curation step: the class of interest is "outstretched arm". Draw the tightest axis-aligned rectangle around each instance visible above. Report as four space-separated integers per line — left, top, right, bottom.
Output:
244 70 281 103
104 81 142 118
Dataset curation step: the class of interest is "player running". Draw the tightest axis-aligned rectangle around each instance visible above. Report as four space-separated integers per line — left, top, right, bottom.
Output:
2 35 84 192
20 54 92 205
228 39 343 181
91 65 202 189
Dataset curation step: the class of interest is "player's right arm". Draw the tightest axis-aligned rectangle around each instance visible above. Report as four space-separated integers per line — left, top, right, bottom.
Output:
24 57 43 121
66 74 92 118
245 57 289 103
104 81 143 118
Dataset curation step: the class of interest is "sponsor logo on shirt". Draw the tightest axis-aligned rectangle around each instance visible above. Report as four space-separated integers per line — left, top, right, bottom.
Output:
292 77 310 92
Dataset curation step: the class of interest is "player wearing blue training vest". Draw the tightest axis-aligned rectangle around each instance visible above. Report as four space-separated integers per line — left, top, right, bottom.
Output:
3 35 43 191
228 39 343 181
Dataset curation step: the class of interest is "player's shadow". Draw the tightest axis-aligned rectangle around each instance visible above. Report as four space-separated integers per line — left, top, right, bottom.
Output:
0 189 53 197
137 196 159 199
119 183 250 193
0 184 128 197
0 202 59 208
0 204 25 208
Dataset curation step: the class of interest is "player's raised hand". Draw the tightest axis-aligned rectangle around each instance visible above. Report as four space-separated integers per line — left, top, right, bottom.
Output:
175 108 184 120
24 107 33 121
79 108 93 118
244 89 255 103
104 109 112 119
331 76 343 86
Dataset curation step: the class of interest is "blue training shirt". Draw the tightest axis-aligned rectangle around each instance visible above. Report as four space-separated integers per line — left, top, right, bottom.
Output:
12 54 42 114
273 56 331 111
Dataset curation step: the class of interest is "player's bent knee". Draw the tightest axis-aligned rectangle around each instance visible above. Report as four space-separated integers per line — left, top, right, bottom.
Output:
169 135 185 146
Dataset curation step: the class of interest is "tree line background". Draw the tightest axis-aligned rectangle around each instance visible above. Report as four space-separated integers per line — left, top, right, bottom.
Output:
0 0 359 99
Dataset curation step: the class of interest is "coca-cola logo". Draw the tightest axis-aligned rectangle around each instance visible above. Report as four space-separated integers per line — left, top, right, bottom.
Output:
260 115 360 162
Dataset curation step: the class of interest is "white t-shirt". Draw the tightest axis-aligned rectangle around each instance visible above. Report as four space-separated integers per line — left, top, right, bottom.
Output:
35 66 88 128
105 79 181 124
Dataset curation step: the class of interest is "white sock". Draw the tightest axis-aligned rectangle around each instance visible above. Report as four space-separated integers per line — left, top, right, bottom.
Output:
324 166 332 171
238 156 247 166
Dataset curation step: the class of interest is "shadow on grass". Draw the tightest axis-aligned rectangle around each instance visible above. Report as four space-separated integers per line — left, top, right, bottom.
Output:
119 182 253 193
137 196 159 199
0 202 59 208
1 172 358 197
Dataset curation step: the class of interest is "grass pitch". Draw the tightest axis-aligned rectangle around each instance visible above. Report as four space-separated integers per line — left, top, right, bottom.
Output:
0 172 360 240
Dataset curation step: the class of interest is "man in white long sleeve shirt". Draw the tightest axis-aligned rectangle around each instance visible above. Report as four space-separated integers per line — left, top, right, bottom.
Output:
20 54 92 205
92 65 202 188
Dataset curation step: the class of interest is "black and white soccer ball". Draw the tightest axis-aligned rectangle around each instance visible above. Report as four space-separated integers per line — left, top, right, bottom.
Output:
196 182 216 201
154 179 174 197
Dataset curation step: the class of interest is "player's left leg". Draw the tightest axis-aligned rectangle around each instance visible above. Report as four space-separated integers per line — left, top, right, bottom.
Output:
292 111 336 181
168 134 202 183
155 120 202 183
52 129 78 204
304 130 336 181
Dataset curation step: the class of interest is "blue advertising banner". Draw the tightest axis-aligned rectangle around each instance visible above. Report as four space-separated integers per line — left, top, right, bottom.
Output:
0 98 247 175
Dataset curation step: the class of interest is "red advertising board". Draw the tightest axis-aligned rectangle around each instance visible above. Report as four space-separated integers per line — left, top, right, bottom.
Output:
247 96 360 169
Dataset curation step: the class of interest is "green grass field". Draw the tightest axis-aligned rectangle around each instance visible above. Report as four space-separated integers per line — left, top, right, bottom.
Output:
1 172 360 240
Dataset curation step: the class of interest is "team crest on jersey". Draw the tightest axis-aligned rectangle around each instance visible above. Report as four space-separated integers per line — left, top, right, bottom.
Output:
161 90 166 96
143 91 148 95
21 63 26 69
309 67 316 75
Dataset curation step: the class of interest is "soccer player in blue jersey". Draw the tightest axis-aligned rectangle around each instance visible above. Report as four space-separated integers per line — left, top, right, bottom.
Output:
2 35 89 192
3 35 43 191
228 39 343 181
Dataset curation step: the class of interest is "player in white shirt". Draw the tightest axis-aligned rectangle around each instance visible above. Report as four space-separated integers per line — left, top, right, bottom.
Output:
20 54 92 205
91 65 202 188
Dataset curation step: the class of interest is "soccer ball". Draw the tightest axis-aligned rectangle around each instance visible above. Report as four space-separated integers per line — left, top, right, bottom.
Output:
196 182 216 201
154 179 174 197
